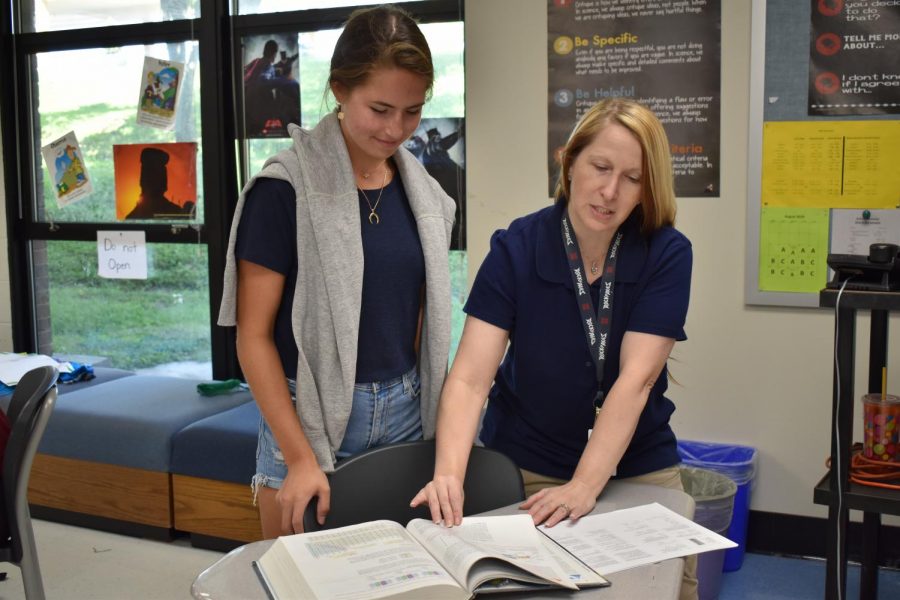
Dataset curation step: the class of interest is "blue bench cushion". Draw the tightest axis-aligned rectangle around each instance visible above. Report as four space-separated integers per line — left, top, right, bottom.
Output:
171 401 259 484
0 366 134 407
35 375 252 471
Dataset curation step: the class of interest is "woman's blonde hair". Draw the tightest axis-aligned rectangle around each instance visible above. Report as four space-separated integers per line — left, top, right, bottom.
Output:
554 99 677 234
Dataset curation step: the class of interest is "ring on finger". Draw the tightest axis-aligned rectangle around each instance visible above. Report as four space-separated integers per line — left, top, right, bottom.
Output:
557 502 571 515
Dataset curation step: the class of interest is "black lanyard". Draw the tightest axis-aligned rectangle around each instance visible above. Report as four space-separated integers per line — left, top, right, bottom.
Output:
560 210 623 415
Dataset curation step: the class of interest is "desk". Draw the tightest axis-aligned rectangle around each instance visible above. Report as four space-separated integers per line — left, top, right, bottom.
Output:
814 289 900 600
192 480 694 599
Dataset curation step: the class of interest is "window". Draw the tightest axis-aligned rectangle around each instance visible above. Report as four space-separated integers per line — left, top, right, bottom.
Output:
237 0 430 16
1 0 466 377
35 44 203 225
46 240 210 370
22 0 200 33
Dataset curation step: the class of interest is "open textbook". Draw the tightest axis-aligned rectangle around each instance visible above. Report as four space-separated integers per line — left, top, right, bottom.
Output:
253 514 609 600
253 502 737 599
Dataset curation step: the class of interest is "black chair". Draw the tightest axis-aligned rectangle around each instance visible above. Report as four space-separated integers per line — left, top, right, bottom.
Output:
0 366 58 600
303 439 524 532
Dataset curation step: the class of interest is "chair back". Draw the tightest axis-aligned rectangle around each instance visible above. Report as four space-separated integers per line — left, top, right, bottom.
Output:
1 366 58 563
303 440 524 532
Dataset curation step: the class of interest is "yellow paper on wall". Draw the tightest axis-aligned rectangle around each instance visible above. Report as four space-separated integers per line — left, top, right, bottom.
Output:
761 121 900 209
758 207 830 293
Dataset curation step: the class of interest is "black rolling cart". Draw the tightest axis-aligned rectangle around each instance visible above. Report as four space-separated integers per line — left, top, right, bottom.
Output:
815 288 900 600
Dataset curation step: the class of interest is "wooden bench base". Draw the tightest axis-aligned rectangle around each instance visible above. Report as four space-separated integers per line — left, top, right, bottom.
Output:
172 475 262 544
26 454 262 545
28 454 172 528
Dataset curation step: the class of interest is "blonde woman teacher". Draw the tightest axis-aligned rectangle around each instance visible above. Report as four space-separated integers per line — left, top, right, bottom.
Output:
412 99 697 599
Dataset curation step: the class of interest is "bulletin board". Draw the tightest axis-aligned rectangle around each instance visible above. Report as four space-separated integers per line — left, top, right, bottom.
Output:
745 0 900 307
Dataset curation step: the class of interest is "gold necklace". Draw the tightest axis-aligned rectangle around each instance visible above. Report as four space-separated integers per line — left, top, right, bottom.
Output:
359 160 387 180
359 165 388 225
590 260 600 275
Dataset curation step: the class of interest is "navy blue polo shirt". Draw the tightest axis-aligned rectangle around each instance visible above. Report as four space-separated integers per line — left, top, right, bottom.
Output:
465 202 692 480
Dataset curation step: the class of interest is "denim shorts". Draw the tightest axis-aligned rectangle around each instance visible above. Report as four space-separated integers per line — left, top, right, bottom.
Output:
253 366 422 491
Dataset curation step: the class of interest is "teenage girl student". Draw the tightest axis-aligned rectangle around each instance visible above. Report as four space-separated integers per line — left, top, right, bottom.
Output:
220 4 455 538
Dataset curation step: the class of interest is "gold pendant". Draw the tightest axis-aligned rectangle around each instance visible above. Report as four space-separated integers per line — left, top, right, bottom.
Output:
368 211 380 225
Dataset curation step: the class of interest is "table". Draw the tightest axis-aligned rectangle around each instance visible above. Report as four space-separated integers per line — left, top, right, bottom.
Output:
814 289 900 600
192 480 694 599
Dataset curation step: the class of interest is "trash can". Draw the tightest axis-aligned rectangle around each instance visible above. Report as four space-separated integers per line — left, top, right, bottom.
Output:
678 440 758 572
680 466 737 600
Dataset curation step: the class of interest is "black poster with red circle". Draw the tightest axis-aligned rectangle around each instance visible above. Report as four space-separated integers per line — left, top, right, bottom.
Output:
809 0 900 115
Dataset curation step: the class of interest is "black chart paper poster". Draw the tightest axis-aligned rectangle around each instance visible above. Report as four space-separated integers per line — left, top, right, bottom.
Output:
809 0 900 116
548 0 721 197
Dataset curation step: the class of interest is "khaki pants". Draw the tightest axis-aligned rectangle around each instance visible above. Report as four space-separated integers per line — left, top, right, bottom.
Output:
521 465 699 600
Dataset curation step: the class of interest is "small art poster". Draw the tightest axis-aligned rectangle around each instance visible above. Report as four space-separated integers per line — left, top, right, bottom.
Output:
113 142 197 221
40 131 93 207
404 117 466 250
136 56 185 130
242 33 301 138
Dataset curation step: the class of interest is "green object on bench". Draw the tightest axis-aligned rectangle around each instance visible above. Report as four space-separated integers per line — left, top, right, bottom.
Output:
196 379 244 397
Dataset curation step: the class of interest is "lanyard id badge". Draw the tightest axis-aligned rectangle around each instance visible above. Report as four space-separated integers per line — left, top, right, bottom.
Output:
560 211 623 436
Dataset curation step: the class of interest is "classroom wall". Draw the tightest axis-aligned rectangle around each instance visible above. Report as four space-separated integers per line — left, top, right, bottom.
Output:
466 0 900 523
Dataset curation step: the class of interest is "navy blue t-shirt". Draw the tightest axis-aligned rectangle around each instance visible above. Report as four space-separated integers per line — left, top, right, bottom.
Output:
355 177 425 382
465 202 692 480
234 176 424 383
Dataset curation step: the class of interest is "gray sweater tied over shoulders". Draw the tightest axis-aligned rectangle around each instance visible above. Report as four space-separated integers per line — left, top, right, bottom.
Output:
219 113 456 472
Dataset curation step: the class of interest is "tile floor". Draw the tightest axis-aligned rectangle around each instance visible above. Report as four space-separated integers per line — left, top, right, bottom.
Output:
719 552 900 600
0 520 221 600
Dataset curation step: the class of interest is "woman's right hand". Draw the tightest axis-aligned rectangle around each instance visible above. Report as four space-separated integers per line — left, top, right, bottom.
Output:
411 316 512 528
277 458 331 534
410 474 465 527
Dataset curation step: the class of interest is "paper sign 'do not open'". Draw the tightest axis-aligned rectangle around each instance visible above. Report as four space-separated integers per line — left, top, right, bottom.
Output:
97 231 148 280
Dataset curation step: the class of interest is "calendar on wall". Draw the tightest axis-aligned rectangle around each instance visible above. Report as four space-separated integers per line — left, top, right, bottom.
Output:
758 208 829 293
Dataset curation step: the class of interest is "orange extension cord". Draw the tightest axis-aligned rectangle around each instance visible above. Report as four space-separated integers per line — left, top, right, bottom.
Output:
828 443 900 491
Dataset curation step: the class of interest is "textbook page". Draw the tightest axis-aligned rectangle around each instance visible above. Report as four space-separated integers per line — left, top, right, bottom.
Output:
540 502 737 574
265 520 467 600
536 533 609 588
406 515 578 592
